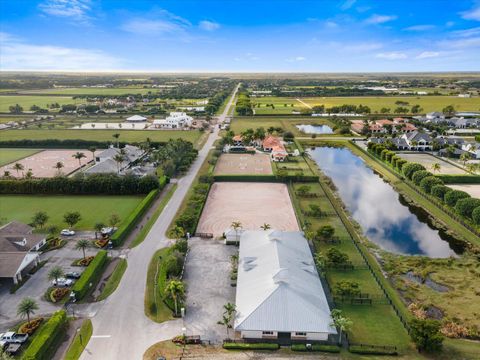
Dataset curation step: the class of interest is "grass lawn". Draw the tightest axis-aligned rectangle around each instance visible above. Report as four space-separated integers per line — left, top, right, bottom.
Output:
20 87 158 96
440 338 480 360
144 247 174 323
0 95 82 112
0 148 42 166
0 195 144 230
97 259 128 301
64 319 93 360
2 129 203 145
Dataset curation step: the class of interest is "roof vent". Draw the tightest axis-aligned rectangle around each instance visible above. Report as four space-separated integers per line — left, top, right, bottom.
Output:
268 230 282 241
273 268 289 284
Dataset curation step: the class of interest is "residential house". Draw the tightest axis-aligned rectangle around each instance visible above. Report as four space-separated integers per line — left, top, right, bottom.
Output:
152 112 193 129
86 144 145 175
262 136 288 162
461 142 480 159
402 131 433 151
0 222 46 284
234 230 337 343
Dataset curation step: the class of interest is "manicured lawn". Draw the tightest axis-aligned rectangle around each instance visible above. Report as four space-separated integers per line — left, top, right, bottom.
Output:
97 259 128 301
440 338 480 360
0 148 42 166
64 319 93 360
2 129 203 144
0 95 82 112
0 195 144 230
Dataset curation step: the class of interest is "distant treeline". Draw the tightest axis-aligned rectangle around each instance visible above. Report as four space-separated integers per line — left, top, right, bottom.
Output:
271 87 384 97
0 139 164 149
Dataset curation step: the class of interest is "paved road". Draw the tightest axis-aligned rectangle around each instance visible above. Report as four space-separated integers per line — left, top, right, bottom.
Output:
81 84 239 360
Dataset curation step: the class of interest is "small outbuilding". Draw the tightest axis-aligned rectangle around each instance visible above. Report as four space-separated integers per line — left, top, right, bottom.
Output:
126 115 148 122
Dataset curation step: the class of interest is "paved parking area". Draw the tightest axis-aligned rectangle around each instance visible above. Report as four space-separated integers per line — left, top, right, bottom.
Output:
183 237 237 343
0 240 97 328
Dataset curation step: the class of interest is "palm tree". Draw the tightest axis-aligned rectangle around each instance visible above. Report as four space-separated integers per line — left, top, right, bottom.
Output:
113 154 125 174
17 298 38 325
94 222 105 239
466 163 480 174
431 163 441 174
75 239 90 260
13 162 24 177
165 280 185 316
89 146 97 162
48 266 64 285
231 221 242 242
72 152 86 166
112 133 120 148
3 170 11 178
260 223 271 231
54 161 64 175
218 302 236 339
460 152 472 166
330 309 352 345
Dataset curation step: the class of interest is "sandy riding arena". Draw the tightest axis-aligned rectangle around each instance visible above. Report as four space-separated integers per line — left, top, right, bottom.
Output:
397 153 468 175
214 153 273 175
0 149 91 178
449 184 480 199
197 182 299 236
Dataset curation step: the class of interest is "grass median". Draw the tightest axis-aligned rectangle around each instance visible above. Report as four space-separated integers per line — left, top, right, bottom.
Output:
64 319 93 360
97 259 128 301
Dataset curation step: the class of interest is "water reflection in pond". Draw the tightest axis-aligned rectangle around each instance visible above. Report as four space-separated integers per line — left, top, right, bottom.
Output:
296 124 334 134
308 147 459 258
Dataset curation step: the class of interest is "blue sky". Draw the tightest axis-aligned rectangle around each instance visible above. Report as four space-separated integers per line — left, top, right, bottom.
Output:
1 0 480 72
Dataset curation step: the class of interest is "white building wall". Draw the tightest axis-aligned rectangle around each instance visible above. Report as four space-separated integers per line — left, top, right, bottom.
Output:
241 330 276 339
305 332 329 341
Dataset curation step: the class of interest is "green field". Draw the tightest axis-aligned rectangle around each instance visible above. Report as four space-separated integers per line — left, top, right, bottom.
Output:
2 129 202 144
0 148 41 166
20 87 160 96
231 116 337 136
251 95 480 114
0 194 144 230
0 96 83 112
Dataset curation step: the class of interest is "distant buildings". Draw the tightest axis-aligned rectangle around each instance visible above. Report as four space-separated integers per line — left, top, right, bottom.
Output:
126 115 148 122
152 112 193 129
351 118 416 134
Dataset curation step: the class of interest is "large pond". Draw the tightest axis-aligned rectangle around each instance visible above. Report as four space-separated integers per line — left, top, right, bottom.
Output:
308 147 460 258
296 124 334 134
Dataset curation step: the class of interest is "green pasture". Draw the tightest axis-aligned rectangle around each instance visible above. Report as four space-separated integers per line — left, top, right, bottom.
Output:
0 148 41 166
0 96 83 112
20 87 158 96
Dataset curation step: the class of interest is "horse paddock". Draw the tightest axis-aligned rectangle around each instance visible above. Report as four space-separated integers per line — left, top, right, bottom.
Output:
214 153 273 175
0 149 91 178
196 182 299 237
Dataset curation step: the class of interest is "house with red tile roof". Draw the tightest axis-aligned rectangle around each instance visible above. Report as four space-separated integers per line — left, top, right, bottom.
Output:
262 136 288 162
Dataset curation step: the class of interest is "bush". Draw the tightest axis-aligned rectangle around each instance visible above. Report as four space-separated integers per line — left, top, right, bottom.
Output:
18 318 43 335
72 250 107 300
164 250 184 277
412 170 433 186
431 185 451 200
454 198 480 218
436 175 480 184
410 318 444 352
348 345 398 355
223 342 279 350
403 163 426 180
110 189 159 246
396 159 408 171
419 176 444 193
50 288 70 303
22 310 67 360
472 206 480 225
444 190 470 207
291 344 340 352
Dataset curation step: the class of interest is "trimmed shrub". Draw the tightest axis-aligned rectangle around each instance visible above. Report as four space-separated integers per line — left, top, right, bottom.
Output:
22 310 67 360
291 344 340 353
472 206 480 225
385 151 395 163
419 176 444 194
223 343 279 350
431 185 451 200
380 149 389 161
454 198 480 218
396 159 408 172
444 190 470 207
110 189 159 246
348 345 398 355
412 170 433 185
436 175 480 184
72 250 108 300
403 163 426 180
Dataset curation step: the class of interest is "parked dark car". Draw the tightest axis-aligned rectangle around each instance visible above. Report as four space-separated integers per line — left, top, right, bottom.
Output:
65 272 81 279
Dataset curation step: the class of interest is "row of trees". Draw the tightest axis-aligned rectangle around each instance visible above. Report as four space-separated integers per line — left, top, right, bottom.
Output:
235 89 253 116
368 142 480 225
151 138 198 177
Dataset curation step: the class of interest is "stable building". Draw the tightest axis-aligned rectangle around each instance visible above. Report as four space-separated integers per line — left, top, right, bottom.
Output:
234 230 336 344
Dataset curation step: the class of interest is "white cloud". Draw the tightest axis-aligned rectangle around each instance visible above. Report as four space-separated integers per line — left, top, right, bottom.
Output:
365 14 397 25
0 32 122 71
38 0 92 24
439 37 480 49
199 20 220 31
445 21 455 28
416 51 440 59
460 5 480 21
340 0 356 10
375 52 407 60
404 24 435 31
324 20 339 29
286 56 306 62
451 27 480 37
121 9 190 36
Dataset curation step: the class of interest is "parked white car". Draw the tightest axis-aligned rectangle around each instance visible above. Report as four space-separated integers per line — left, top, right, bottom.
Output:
0 332 28 344
52 278 73 287
61 229 75 236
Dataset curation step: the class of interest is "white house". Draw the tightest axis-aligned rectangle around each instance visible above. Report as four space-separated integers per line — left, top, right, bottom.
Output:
87 145 145 175
401 131 433 151
234 230 336 343
126 115 147 122
152 112 193 129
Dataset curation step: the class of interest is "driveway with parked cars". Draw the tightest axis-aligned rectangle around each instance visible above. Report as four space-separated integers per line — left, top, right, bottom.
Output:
0 239 98 328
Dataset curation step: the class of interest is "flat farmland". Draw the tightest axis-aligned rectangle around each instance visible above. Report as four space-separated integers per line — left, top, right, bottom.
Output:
251 96 304 114
230 116 336 136
0 148 41 166
19 87 158 96
0 194 143 230
0 149 92 178
2 129 202 144
397 153 468 175
197 182 299 236
0 95 82 112
449 184 480 199
214 153 273 175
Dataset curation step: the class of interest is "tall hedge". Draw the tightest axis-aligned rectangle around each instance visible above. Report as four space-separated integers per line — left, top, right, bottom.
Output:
72 250 108 300
412 170 433 185
455 198 480 219
0 139 163 149
444 190 470 207
436 175 480 184
22 310 67 360
403 163 426 180
431 185 451 200
419 176 444 194
0 173 159 195
110 189 159 246
396 159 408 171
472 206 480 225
